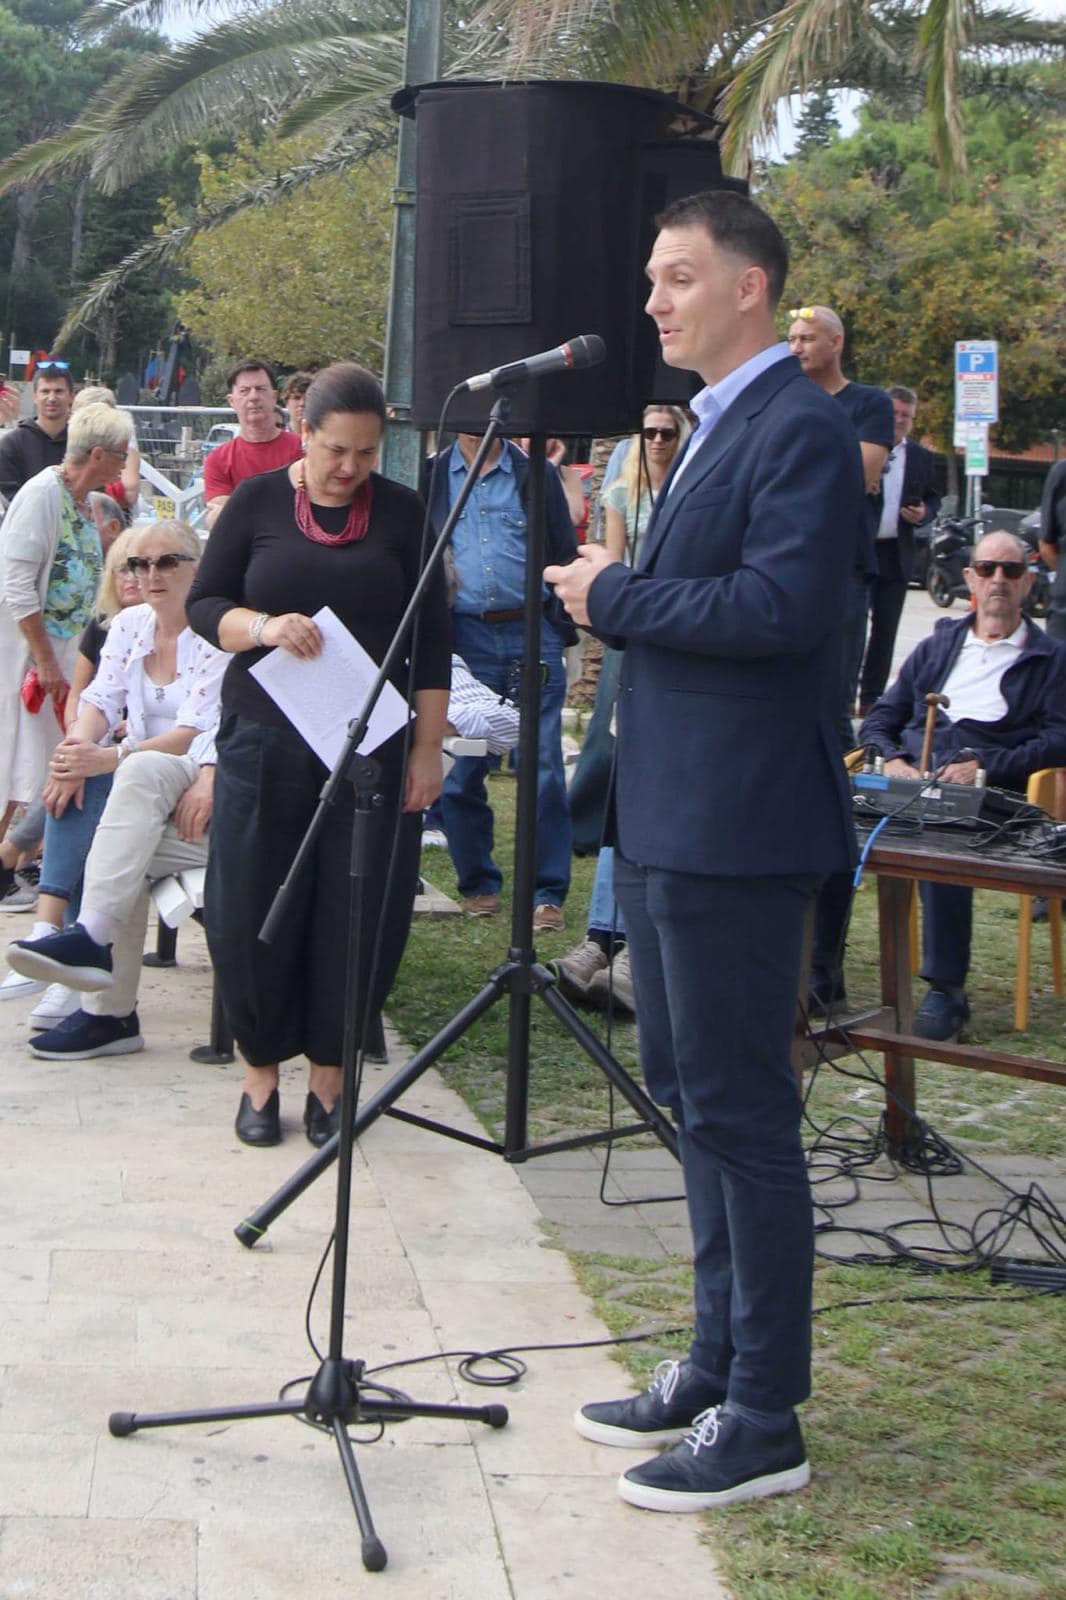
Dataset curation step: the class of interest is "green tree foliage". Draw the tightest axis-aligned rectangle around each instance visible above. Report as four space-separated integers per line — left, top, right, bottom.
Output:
793 86 842 157
758 91 1066 452
166 139 394 386
0 0 174 372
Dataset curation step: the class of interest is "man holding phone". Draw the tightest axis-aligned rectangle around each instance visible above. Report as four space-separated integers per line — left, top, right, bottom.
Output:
858 384 940 713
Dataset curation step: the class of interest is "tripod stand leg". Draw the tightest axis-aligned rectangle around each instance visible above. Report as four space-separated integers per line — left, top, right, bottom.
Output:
333 1416 387 1571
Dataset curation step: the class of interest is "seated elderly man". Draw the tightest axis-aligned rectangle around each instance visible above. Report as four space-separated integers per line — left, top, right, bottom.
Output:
6 520 227 1058
855 529 1066 1040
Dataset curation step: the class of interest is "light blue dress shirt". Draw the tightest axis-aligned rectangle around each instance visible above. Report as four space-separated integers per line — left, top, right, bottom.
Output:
668 342 792 496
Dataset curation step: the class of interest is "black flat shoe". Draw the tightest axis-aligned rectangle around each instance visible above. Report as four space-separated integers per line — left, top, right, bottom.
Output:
235 1088 281 1147
304 1090 339 1147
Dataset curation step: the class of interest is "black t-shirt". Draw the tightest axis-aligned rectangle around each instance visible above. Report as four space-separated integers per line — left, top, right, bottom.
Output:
78 615 109 669
187 467 452 730
832 382 894 577
0 420 67 507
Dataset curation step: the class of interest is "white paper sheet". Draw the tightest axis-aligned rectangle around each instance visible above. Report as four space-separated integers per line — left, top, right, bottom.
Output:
249 606 409 769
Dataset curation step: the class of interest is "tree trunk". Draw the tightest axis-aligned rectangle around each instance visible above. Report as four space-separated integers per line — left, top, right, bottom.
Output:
10 183 41 275
70 177 89 280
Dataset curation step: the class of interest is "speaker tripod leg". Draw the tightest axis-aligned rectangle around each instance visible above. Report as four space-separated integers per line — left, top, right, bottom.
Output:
333 1415 387 1572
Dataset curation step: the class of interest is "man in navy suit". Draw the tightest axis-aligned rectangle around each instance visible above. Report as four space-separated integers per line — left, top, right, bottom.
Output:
546 190 864 1513
858 385 941 713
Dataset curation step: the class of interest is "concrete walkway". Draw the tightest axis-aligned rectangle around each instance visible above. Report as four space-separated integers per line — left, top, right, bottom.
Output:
0 914 725 1600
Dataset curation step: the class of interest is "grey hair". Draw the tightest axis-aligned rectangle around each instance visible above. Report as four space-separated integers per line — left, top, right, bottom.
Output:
132 517 202 561
974 529 1028 564
89 491 124 524
66 403 134 461
887 385 918 406
72 384 117 410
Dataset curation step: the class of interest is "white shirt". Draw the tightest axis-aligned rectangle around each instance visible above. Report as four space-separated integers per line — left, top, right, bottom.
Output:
942 621 1027 724
877 442 906 539
668 342 792 496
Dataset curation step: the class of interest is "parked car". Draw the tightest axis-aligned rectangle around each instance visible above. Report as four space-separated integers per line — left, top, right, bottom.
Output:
200 422 239 458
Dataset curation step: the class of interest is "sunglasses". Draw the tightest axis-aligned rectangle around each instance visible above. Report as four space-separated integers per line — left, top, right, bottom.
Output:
971 559 1027 579
124 554 196 574
787 307 816 321
642 426 679 442
37 358 71 372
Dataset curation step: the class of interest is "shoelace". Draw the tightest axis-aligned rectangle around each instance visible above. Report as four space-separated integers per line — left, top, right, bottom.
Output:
650 1359 682 1403
684 1406 722 1456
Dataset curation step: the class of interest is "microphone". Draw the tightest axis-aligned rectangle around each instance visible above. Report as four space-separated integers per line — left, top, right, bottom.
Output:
460 334 605 393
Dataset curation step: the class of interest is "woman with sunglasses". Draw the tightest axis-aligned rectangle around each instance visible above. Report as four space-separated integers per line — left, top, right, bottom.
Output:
186 362 450 1150
7 520 228 1058
0 402 134 842
556 405 689 1010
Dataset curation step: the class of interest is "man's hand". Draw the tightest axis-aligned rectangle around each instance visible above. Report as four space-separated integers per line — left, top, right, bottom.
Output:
884 757 921 779
939 759 979 786
543 544 619 628
173 766 214 841
899 503 927 526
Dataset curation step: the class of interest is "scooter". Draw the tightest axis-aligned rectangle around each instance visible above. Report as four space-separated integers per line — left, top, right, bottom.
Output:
925 515 980 607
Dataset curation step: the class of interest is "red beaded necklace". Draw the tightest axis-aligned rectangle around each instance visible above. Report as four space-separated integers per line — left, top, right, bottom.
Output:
293 463 372 546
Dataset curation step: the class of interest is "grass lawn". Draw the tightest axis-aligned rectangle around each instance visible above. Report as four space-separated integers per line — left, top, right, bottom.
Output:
389 773 1066 1600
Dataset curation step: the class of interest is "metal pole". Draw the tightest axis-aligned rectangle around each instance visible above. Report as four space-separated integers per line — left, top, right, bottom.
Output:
380 0 443 489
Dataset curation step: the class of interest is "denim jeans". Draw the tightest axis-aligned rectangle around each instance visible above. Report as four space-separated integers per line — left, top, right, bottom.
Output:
38 773 113 905
586 845 624 937
439 615 571 905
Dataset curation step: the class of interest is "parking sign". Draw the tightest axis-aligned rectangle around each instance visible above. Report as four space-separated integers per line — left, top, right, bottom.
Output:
955 341 998 424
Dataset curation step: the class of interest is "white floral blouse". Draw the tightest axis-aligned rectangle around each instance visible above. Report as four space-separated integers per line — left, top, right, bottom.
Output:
80 603 228 766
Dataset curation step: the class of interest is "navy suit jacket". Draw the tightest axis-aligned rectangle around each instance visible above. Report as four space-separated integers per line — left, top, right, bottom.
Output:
876 438 941 586
587 354 863 878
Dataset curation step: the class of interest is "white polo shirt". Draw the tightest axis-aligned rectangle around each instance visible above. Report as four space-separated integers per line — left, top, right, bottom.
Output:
942 621 1027 724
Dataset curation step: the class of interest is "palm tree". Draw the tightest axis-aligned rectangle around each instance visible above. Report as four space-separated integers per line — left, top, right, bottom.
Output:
1 0 1062 341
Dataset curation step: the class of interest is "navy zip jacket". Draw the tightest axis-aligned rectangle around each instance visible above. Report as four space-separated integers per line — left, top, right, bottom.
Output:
859 614 1066 793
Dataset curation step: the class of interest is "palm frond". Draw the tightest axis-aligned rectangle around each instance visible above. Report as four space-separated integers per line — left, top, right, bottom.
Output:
917 0 975 178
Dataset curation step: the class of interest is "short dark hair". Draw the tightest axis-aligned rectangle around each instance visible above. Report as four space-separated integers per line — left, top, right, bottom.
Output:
34 362 74 393
655 190 789 308
887 385 918 406
226 358 277 392
304 362 386 431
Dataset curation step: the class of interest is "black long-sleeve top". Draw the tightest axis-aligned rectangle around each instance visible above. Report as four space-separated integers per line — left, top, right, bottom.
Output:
186 467 451 730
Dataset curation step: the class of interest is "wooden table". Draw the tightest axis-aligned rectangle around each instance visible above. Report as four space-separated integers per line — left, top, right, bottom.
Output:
797 827 1066 1153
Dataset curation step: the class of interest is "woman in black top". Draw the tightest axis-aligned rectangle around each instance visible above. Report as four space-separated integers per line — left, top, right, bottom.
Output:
187 363 450 1149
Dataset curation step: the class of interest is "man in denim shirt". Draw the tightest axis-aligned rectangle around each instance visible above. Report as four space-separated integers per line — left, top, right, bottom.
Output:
424 433 577 929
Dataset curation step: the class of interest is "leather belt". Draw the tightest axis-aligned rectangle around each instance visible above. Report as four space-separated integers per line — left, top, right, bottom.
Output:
474 608 524 624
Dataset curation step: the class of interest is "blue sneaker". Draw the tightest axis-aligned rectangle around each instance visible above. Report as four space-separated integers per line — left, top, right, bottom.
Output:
29 1008 142 1060
913 987 970 1042
7 924 113 991
618 1406 810 1512
575 1360 726 1448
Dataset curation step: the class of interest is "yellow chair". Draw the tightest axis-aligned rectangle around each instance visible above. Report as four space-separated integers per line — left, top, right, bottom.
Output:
1015 767 1065 1030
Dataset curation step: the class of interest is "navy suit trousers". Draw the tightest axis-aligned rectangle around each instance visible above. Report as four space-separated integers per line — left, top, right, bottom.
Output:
614 855 817 1410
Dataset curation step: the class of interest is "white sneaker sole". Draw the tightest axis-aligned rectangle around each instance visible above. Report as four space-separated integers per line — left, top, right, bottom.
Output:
573 1407 689 1449
7 948 114 991
0 976 46 1000
617 1458 810 1512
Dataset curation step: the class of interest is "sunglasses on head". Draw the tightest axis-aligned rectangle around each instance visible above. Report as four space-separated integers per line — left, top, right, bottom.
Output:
124 554 196 574
642 426 679 442
37 357 70 372
787 307 816 321
971 558 1027 579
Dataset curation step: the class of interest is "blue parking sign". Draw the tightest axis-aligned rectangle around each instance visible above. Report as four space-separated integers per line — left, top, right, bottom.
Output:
955 340 998 424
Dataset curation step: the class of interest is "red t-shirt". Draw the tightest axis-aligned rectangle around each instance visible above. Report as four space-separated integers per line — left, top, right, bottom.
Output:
204 430 303 500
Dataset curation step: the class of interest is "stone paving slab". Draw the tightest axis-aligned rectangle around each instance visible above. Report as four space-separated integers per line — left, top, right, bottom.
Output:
0 910 723 1599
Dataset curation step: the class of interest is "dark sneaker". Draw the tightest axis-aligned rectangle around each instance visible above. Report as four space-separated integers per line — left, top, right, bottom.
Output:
574 1359 726 1448
29 1008 143 1060
618 1406 810 1512
913 987 970 1042
7 923 113 991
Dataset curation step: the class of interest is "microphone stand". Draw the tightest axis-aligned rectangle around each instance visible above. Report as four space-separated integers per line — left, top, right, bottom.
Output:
235 420 679 1249
104 400 520 1574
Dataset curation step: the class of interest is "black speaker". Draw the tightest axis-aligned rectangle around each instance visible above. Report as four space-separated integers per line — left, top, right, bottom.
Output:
394 80 747 435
